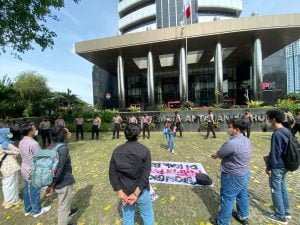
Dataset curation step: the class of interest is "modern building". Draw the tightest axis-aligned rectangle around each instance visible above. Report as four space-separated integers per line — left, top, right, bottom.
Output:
75 1 300 109
118 0 242 34
285 39 300 94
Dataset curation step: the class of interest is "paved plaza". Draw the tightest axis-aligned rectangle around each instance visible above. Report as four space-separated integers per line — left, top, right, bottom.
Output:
0 132 299 225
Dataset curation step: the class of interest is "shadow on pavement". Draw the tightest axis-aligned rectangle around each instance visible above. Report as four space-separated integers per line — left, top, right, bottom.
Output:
192 186 220 217
71 184 93 224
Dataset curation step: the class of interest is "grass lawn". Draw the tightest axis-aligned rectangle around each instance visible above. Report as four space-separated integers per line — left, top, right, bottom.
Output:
1 131 299 225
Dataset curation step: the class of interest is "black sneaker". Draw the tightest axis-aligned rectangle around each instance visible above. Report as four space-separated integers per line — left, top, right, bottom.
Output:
232 211 249 225
264 212 287 225
209 217 218 225
69 208 78 217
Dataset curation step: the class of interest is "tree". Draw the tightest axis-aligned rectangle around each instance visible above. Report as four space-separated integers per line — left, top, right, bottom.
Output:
14 71 50 116
0 75 25 117
240 80 251 104
0 0 80 57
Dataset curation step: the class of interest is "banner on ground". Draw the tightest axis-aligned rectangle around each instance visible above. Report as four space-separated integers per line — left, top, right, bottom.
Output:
150 161 207 186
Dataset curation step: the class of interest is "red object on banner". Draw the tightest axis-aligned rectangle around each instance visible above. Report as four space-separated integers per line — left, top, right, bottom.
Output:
184 0 191 18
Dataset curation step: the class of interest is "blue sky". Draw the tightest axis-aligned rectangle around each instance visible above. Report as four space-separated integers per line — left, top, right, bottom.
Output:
0 0 299 104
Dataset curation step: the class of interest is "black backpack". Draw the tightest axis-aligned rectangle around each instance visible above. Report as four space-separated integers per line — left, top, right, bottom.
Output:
195 173 212 186
278 129 300 171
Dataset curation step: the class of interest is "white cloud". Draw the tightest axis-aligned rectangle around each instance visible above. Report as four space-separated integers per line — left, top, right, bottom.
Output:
60 8 82 27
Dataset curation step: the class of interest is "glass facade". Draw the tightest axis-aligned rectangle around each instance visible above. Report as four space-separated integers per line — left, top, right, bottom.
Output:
285 39 300 93
91 2 294 109
262 49 287 105
156 0 197 29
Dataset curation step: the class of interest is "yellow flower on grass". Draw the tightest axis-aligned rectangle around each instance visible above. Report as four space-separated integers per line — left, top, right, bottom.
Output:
169 196 175 201
296 205 300 209
287 188 293 192
152 186 157 190
199 222 205 225
103 205 111 211
37 223 43 225
5 215 10 220
263 202 272 207
115 219 121 225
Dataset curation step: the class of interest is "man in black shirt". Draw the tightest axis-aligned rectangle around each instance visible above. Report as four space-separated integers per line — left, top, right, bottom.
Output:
109 123 154 225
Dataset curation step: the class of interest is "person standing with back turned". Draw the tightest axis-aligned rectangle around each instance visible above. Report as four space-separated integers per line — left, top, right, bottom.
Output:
263 109 291 225
46 126 77 225
109 123 155 225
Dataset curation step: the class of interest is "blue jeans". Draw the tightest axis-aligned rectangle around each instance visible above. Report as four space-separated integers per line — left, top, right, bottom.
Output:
122 189 155 225
269 168 290 219
167 134 174 150
23 179 41 214
217 172 250 225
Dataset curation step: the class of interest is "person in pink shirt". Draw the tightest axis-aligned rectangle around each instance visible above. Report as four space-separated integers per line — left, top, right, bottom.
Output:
19 121 51 218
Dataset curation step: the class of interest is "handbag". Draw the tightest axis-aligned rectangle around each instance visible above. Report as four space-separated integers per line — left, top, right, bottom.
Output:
0 153 8 168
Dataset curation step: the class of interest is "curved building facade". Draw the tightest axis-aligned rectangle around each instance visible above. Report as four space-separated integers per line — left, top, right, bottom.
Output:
119 0 242 34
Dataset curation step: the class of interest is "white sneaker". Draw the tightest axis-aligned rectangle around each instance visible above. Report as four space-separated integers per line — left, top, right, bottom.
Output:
24 212 32 216
33 206 51 218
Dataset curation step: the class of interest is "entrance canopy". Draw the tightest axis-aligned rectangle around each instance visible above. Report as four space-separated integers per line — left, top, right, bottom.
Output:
75 13 300 74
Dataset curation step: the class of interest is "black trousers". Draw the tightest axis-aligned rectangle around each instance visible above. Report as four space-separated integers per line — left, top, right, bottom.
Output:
206 122 216 137
41 129 51 147
242 124 251 138
143 124 150 139
175 122 182 137
76 124 84 140
113 123 121 139
92 125 99 139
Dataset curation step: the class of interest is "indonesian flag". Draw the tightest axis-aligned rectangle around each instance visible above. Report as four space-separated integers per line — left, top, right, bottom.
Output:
183 0 191 19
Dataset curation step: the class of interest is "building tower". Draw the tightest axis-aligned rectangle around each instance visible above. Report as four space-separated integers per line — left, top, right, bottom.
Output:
285 39 300 93
118 0 243 34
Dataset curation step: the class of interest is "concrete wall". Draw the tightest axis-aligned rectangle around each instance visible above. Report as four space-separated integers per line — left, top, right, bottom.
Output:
120 108 272 132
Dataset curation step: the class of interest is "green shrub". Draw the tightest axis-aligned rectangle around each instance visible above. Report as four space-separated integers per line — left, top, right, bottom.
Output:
156 104 167 111
100 122 112 132
246 100 264 108
99 109 118 123
275 99 300 114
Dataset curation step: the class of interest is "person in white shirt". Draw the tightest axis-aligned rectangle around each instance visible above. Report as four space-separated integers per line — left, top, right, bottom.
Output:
91 115 101 140
205 110 216 139
141 114 152 139
112 114 123 139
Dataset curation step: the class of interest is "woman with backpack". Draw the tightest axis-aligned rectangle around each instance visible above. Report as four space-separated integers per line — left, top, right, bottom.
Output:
46 126 77 225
